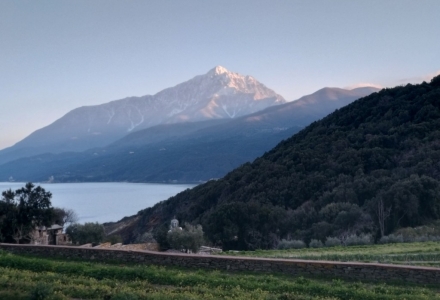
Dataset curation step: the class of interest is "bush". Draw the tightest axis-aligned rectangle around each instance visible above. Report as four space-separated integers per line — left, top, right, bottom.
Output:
29 283 53 300
104 234 123 245
111 292 139 300
309 239 323 248
379 234 404 244
324 237 341 247
412 235 440 242
395 221 440 242
65 222 105 246
380 230 440 244
135 232 156 243
344 234 373 246
277 239 306 249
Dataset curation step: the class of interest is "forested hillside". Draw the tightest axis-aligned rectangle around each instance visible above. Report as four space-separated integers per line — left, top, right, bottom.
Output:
111 77 440 250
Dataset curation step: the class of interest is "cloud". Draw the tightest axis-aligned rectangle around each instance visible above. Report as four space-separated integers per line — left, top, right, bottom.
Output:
345 70 440 91
397 70 440 84
344 83 383 90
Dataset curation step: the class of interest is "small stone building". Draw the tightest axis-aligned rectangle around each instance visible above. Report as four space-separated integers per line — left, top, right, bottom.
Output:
31 224 72 246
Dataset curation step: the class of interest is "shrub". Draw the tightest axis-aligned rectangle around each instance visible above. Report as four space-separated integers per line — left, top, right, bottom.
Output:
29 283 53 300
111 292 139 300
309 239 323 248
277 239 306 249
417 235 440 242
295 276 310 285
134 232 156 243
379 234 404 244
104 234 123 244
66 222 105 246
325 237 341 247
395 221 440 242
344 234 372 246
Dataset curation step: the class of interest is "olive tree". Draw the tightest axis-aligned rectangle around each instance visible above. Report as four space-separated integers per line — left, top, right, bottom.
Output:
167 223 204 253
66 222 105 245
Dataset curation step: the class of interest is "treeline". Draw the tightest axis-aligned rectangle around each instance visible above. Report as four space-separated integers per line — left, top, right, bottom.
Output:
118 76 440 250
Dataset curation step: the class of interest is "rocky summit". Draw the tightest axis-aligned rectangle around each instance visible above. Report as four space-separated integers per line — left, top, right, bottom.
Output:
0 67 285 164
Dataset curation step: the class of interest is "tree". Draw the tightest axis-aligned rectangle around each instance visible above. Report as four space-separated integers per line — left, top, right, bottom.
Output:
0 190 17 242
167 223 204 253
374 195 391 238
0 183 54 243
153 224 171 250
15 183 53 227
52 208 78 227
66 222 105 245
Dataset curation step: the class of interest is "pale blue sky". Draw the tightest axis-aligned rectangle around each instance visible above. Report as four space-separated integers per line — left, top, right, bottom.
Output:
1 0 439 150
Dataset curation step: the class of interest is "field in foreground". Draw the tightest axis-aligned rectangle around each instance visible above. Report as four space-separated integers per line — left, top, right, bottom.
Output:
0 251 439 300
223 241 440 267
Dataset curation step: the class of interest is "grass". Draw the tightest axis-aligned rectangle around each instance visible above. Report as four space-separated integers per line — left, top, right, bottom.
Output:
222 241 440 267
0 250 439 299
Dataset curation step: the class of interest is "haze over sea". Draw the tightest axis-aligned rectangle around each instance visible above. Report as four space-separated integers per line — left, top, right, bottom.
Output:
0 182 196 224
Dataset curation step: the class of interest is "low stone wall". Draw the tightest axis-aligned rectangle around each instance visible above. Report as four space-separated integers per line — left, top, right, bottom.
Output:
94 243 159 251
1 243 439 284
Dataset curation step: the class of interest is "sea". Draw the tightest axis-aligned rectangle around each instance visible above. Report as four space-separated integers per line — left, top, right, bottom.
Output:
0 182 196 224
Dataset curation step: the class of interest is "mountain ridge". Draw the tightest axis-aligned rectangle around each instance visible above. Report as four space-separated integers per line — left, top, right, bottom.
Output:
0 86 379 183
0 66 285 165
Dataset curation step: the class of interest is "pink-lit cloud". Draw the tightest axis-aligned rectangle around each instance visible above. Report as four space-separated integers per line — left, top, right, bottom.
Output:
397 70 440 84
344 83 383 90
344 70 440 91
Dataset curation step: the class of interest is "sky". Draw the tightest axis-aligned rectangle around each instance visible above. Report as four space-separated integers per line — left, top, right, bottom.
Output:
0 0 439 150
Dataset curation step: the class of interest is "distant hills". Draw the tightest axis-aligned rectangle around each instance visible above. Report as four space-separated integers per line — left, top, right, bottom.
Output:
0 66 285 165
104 76 440 250
0 86 378 182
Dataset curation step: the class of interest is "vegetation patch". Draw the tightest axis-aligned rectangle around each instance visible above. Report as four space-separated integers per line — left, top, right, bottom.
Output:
224 241 440 267
0 251 439 299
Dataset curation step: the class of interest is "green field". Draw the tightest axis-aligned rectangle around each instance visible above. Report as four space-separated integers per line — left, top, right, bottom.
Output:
0 250 439 300
223 241 440 267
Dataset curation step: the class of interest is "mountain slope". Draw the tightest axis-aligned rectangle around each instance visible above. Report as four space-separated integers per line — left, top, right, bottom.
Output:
0 87 378 183
186 86 381 140
105 77 440 250
0 66 284 165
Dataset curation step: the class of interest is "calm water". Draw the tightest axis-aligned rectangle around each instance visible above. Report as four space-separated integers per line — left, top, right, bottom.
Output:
0 182 196 223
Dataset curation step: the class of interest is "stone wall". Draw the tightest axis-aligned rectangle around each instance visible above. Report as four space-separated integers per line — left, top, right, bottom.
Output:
93 242 159 251
0 243 439 284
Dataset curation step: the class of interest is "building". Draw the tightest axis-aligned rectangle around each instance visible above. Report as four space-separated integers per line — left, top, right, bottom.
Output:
31 224 72 246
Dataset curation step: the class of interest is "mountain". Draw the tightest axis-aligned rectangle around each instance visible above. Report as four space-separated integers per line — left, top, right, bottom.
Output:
0 66 285 165
103 76 440 250
190 86 381 139
0 87 379 183
107 87 379 149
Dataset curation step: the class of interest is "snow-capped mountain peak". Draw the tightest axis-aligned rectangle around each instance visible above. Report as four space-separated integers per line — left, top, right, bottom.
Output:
208 65 229 75
201 66 284 101
5 67 286 160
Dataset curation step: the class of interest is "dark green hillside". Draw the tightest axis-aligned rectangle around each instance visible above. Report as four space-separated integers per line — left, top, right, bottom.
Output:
113 77 440 250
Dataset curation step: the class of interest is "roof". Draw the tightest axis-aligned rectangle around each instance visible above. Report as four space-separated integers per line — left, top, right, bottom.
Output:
48 224 63 230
